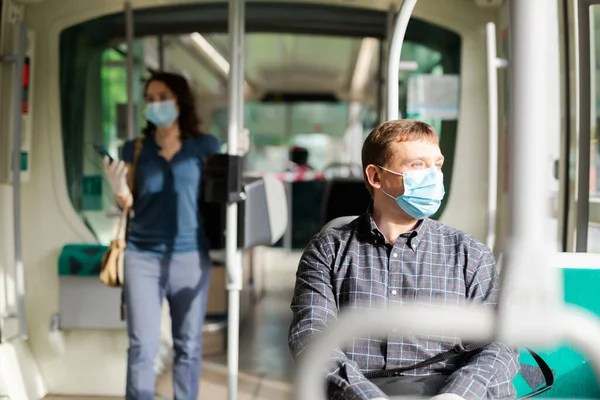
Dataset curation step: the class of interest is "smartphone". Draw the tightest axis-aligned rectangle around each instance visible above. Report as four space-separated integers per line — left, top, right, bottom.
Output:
93 144 113 163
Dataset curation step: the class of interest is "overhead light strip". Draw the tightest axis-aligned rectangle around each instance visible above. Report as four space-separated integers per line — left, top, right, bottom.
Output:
190 32 230 75
351 37 378 94
190 32 253 93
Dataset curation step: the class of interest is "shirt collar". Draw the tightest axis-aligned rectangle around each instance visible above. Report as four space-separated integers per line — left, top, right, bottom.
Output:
362 203 429 251
144 135 191 152
144 136 160 150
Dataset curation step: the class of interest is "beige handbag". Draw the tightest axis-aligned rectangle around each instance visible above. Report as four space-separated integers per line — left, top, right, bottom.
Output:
99 207 129 287
99 138 142 288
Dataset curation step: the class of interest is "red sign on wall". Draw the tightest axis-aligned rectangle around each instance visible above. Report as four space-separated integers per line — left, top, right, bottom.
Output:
22 57 30 115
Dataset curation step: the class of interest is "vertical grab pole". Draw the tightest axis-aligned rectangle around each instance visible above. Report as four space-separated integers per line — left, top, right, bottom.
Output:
226 0 244 399
235 0 246 323
125 1 136 140
576 0 593 252
12 22 28 339
379 4 396 123
497 0 562 343
387 0 418 121
0 21 30 338
238 0 245 130
485 22 508 251
507 0 551 250
157 35 165 71
485 22 499 251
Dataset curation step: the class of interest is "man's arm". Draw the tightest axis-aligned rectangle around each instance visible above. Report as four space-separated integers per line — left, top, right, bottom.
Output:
438 244 520 400
289 233 388 400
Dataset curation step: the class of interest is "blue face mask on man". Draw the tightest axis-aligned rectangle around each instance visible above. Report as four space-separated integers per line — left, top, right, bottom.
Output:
145 100 179 127
378 166 445 219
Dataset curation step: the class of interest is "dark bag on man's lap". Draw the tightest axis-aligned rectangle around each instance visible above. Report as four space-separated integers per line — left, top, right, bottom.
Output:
370 374 449 397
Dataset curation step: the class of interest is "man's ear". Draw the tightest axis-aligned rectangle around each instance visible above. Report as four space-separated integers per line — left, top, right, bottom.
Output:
365 165 382 191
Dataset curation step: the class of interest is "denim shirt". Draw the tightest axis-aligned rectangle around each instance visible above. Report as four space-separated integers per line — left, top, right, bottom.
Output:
120 134 220 255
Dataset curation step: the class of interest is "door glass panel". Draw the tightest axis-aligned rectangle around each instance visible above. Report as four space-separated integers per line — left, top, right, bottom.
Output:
590 6 600 252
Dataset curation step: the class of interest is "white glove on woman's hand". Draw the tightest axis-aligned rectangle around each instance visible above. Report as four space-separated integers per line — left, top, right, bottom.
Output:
430 394 466 400
237 128 250 155
103 156 131 198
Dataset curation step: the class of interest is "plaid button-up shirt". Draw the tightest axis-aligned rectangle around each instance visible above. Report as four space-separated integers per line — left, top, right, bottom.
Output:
289 211 519 400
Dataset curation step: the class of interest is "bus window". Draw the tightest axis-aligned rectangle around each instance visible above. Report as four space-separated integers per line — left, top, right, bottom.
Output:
60 24 149 244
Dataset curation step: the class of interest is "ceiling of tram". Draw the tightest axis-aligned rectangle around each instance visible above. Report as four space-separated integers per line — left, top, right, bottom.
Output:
149 30 446 105
61 0 460 106
202 33 371 95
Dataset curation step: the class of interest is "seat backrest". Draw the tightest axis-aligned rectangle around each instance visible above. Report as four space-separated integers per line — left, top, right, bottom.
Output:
238 176 288 248
321 178 371 226
262 175 288 244
321 216 359 232
291 180 326 248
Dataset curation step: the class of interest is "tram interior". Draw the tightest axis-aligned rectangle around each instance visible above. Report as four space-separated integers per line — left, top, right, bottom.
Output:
2 0 600 399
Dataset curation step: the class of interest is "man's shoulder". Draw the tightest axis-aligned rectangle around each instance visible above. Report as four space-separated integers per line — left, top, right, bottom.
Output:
319 215 362 239
306 216 362 253
426 219 492 258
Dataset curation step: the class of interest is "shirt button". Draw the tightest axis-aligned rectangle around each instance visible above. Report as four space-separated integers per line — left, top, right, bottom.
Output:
393 252 398 258
391 290 397 295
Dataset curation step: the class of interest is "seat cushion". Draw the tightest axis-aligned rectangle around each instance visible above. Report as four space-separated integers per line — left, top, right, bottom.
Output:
514 268 600 398
58 244 108 277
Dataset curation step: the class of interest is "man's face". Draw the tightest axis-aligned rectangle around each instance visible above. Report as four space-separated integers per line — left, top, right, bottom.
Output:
367 140 444 218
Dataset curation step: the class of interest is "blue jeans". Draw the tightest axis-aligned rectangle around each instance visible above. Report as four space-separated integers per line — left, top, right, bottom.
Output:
124 249 212 400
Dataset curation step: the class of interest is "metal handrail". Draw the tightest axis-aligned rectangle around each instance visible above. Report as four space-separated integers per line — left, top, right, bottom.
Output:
485 22 508 251
226 1 245 400
124 1 136 140
387 0 417 121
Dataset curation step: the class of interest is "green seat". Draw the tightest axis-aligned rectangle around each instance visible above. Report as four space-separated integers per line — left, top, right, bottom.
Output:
514 269 600 398
58 244 108 277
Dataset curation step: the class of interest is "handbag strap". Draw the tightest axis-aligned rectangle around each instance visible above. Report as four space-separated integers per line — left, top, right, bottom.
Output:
115 206 129 240
363 341 554 399
116 138 143 240
363 340 491 380
127 138 143 200
519 348 554 399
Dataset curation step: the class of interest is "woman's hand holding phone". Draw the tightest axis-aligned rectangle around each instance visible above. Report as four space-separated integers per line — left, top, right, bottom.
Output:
103 156 132 207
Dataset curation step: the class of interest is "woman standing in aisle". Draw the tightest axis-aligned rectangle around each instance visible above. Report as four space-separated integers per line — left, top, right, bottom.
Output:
103 71 220 400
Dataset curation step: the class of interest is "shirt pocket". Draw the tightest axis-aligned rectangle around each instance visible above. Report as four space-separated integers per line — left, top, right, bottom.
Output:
336 252 388 310
414 260 466 305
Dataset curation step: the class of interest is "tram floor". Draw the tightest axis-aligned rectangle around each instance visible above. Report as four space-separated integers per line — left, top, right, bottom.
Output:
44 290 296 400
203 290 295 383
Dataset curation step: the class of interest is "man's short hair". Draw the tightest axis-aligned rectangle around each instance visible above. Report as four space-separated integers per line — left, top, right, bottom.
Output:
361 119 439 195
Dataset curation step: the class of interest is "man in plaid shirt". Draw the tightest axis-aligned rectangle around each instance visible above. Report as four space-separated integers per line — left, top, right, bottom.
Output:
288 120 519 400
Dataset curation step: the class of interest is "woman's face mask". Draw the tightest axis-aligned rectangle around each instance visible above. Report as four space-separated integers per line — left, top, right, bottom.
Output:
378 166 445 219
145 100 179 127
